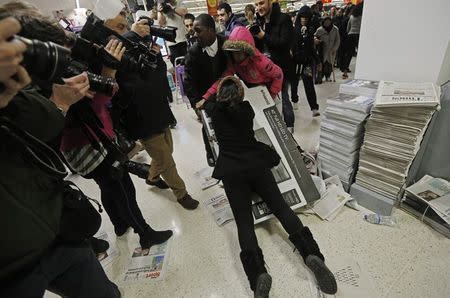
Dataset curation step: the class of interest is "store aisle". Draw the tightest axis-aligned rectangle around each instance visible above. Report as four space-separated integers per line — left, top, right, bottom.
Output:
45 61 449 298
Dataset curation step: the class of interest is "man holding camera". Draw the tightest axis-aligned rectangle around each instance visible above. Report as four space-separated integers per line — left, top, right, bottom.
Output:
157 0 188 66
252 0 296 133
107 13 199 210
0 9 120 297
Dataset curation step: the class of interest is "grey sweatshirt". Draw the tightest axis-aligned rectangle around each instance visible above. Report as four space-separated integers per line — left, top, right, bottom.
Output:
347 15 362 35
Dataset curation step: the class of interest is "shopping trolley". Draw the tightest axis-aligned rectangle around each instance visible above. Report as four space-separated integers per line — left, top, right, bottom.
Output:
174 56 190 107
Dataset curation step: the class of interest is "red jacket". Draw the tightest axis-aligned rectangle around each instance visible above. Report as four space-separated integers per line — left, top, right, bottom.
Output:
203 26 283 99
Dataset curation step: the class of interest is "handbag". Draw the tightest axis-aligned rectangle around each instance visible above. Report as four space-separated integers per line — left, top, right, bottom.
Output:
58 181 103 243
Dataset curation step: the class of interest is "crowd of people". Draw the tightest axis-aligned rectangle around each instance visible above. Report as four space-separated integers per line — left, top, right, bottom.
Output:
0 0 365 297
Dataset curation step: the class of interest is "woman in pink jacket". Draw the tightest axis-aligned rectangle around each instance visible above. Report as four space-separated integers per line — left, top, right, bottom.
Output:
198 26 283 107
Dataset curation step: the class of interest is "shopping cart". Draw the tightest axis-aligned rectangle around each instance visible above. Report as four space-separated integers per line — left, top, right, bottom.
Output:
174 56 190 107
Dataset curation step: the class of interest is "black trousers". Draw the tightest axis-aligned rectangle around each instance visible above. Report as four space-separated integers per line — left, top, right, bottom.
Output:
291 64 319 111
222 168 303 251
169 42 188 67
341 34 360 71
85 158 148 236
1 242 119 298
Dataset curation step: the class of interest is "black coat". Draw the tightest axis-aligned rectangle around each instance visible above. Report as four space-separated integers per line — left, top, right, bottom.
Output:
113 31 174 140
256 3 294 79
0 89 65 285
184 35 228 106
204 100 278 179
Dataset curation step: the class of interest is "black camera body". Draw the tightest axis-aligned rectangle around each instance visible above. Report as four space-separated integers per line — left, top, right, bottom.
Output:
249 23 261 35
80 13 176 73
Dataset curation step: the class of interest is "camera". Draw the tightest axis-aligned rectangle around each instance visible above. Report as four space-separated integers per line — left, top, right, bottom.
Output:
65 60 117 96
18 36 72 83
156 0 173 14
79 13 176 73
111 160 151 181
137 16 177 43
249 23 261 35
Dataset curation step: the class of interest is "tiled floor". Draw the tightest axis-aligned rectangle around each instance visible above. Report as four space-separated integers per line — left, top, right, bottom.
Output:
47 62 449 298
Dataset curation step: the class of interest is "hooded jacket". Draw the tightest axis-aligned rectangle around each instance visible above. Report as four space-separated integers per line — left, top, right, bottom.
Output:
203 26 283 99
293 6 319 66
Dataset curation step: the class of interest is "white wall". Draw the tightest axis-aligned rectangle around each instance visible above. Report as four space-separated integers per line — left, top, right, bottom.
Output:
355 0 450 84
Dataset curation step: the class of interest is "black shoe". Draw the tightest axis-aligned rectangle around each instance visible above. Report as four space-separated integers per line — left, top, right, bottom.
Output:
89 237 109 255
139 228 173 250
289 227 337 295
306 255 337 295
114 225 130 237
146 177 169 189
240 248 272 297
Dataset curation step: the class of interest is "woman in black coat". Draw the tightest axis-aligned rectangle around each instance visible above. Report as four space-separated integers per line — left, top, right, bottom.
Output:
203 76 337 297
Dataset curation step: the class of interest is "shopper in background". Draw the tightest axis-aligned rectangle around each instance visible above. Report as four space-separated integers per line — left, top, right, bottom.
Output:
292 5 320 117
253 0 296 133
341 1 363 79
204 76 337 297
157 0 188 66
244 4 255 25
184 13 228 167
310 4 321 31
217 2 244 37
314 17 340 82
184 13 196 48
329 6 337 18
332 7 345 70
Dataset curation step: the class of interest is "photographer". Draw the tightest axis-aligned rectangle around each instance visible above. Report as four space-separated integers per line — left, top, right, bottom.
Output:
0 9 119 298
106 13 199 210
252 0 296 133
157 0 188 66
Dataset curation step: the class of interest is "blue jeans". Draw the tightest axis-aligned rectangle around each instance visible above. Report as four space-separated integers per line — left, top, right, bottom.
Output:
281 78 295 127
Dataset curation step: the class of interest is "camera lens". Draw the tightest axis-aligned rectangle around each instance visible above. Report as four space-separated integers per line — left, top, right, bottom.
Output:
86 72 116 96
19 36 72 82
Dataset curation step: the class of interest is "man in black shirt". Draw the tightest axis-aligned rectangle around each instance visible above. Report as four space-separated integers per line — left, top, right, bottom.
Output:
184 14 227 166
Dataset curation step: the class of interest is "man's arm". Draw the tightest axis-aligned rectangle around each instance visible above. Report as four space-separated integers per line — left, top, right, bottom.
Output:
183 49 202 107
157 5 187 26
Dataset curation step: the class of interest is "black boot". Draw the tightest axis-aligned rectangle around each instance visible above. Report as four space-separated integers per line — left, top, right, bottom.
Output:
289 227 337 295
139 225 173 250
89 237 109 255
240 248 272 298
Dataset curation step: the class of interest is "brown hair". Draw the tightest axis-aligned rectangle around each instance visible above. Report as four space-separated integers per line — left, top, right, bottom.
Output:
217 76 245 108
0 1 67 45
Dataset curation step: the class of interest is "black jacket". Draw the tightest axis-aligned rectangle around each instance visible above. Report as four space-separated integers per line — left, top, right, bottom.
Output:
184 35 228 107
255 3 294 79
113 31 174 140
204 100 277 179
293 24 319 66
0 88 65 285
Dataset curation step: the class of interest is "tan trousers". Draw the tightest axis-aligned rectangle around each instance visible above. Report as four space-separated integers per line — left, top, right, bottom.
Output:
141 128 187 200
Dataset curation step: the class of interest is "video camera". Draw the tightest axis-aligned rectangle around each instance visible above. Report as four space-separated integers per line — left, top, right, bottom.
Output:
78 13 176 72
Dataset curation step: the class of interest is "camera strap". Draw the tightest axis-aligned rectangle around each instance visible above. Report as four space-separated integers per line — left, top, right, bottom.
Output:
0 116 67 178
